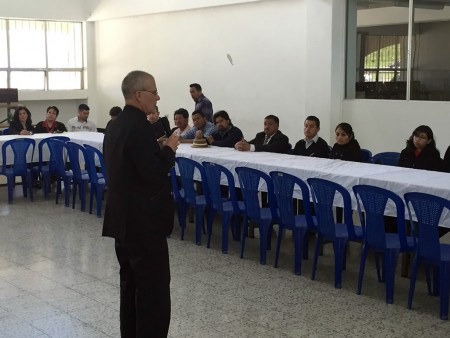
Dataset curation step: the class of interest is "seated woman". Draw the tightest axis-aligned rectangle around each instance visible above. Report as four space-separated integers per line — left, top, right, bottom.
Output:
330 122 363 162
9 106 34 135
398 125 443 172
34 106 67 134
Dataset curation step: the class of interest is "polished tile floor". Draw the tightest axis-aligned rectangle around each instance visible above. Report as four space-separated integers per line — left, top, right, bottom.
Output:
0 186 449 337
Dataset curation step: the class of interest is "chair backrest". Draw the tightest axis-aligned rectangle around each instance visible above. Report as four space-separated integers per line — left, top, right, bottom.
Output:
372 152 400 166
66 142 87 180
235 166 277 220
37 136 70 171
1 138 35 175
307 177 357 238
361 149 373 163
203 161 240 212
175 157 209 205
2 128 9 135
47 139 69 177
83 144 105 184
404 192 450 261
270 171 315 229
353 184 409 249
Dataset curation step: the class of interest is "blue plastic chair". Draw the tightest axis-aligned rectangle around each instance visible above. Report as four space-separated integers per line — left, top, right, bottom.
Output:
404 192 450 320
66 142 90 211
203 162 245 254
235 167 278 265
2 128 9 135
361 149 373 163
372 152 401 166
307 177 363 288
47 139 73 207
1 138 35 203
270 171 317 275
83 144 106 217
32 136 70 199
175 157 210 245
353 184 415 303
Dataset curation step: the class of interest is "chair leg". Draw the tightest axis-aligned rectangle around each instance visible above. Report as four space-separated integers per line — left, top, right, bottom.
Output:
408 255 419 310
72 182 78 209
221 212 231 254
384 250 399 304
194 206 204 245
206 209 216 249
274 226 284 269
439 262 450 320
177 201 187 240
294 228 306 276
425 265 433 295
96 185 103 217
21 175 27 198
6 175 14 204
240 216 249 259
333 238 348 289
89 186 94 214
311 234 321 281
80 181 86 212
259 221 269 265
357 244 368 295
64 178 71 207
375 253 384 282
433 267 440 297
27 172 34 202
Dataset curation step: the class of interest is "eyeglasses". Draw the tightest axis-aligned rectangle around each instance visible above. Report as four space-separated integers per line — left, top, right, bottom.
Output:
139 89 158 96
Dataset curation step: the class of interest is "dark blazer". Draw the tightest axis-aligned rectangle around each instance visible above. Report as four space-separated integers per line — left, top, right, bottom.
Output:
249 130 290 154
330 139 364 162
398 145 443 172
33 121 67 134
293 137 330 158
211 125 243 148
102 105 176 245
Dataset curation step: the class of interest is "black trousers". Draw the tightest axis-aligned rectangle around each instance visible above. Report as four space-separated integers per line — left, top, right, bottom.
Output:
115 238 171 338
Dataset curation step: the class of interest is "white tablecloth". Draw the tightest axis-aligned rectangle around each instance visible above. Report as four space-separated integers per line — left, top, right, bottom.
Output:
0 132 104 165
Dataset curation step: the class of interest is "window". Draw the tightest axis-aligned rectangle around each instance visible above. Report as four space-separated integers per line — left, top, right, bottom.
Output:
347 0 450 101
0 18 84 90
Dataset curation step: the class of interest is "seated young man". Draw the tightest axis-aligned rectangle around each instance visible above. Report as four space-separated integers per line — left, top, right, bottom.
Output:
206 110 243 147
292 115 330 158
180 110 217 143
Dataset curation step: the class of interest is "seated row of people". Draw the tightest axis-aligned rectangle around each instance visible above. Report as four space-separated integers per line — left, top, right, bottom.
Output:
8 104 98 135
162 108 449 173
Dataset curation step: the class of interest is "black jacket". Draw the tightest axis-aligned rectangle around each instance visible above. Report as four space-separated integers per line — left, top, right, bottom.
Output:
293 137 330 158
102 105 176 244
249 130 290 154
330 139 363 162
33 121 67 134
9 121 34 135
398 145 443 172
150 116 172 139
211 125 243 148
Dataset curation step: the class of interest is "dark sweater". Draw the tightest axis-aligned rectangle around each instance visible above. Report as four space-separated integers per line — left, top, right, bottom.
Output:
9 121 34 134
293 137 330 158
211 125 243 148
33 121 67 134
398 145 443 172
330 139 363 162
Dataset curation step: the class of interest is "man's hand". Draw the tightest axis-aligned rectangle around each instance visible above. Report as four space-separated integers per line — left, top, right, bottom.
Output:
164 133 180 152
206 135 214 144
195 130 204 139
235 139 250 151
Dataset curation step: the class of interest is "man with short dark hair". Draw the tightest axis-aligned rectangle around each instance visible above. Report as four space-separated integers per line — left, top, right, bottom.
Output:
67 103 97 132
235 114 289 153
206 110 243 148
103 70 179 337
180 110 217 143
293 115 330 158
189 83 213 122
171 108 191 137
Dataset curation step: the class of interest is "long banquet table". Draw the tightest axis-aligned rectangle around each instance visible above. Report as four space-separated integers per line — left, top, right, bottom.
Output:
176 144 450 227
0 131 104 165
2 132 449 226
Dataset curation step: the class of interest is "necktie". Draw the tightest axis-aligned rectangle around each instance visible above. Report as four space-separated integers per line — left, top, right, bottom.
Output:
263 134 270 145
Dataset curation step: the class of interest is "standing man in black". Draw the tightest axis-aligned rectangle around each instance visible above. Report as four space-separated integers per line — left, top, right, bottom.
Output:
103 70 179 337
189 83 213 122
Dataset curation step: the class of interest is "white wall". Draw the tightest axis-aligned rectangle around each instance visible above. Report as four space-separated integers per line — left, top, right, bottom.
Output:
0 0 87 21
91 0 310 138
